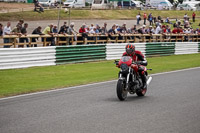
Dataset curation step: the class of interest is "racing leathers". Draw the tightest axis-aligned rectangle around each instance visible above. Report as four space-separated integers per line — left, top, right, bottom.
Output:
122 50 148 89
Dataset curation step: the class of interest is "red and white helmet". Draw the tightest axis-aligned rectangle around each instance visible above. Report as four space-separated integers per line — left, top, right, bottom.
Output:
125 44 135 55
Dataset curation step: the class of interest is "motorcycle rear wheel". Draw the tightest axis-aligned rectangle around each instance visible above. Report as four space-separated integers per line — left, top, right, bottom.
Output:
136 87 147 96
116 79 128 101
136 75 147 97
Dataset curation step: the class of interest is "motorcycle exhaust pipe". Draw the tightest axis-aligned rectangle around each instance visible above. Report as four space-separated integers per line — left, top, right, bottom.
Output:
147 76 152 86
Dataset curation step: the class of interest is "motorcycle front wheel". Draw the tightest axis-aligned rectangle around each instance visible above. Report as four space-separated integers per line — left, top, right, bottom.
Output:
116 79 128 101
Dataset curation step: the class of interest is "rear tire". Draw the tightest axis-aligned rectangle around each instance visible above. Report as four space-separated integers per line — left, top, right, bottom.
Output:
136 75 147 97
116 79 127 101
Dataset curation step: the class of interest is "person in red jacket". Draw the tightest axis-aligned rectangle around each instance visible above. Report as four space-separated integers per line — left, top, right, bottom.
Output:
79 24 88 41
122 44 148 89
192 12 196 22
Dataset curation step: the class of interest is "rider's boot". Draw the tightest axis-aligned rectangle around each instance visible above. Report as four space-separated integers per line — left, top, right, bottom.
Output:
141 74 147 89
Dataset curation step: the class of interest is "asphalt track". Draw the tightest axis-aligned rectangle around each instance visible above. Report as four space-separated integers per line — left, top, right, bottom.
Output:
0 67 200 133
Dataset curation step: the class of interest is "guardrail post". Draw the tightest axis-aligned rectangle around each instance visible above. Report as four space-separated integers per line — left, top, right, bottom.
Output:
142 34 144 42
29 37 32 47
13 38 17 48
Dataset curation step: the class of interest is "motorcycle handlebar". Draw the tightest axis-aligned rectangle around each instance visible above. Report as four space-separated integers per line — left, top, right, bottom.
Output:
114 60 119 65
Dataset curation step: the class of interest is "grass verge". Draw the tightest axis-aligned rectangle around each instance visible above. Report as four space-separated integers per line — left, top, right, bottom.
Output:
0 9 199 21
0 53 200 98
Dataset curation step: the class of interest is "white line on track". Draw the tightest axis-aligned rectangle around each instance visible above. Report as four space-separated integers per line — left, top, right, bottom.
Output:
1 67 200 101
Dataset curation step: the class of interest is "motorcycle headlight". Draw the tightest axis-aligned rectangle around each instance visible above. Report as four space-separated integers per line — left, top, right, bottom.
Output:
121 64 129 74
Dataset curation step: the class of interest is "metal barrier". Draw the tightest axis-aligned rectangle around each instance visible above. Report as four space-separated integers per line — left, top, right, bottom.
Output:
56 45 106 64
0 42 199 70
0 33 200 48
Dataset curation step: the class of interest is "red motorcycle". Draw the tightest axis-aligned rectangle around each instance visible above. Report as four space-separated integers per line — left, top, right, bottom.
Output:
115 56 152 101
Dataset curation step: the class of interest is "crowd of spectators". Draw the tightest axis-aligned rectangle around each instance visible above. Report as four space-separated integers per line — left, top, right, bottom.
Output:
0 12 199 48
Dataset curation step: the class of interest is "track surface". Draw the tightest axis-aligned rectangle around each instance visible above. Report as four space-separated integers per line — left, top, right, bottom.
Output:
0 68 200 133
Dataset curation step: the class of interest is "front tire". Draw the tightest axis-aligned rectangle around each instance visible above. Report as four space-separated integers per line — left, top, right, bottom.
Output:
116 79 127 101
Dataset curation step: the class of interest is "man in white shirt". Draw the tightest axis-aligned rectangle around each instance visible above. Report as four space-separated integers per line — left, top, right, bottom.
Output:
3 22 12 48
155 24 162 34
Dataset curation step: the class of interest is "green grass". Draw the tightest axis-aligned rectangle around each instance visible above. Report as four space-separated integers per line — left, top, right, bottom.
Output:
0 9 199 21
0 53 200 98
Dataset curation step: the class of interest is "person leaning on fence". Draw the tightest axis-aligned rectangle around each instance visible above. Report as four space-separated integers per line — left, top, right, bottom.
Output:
108 25 116 40
3 22 12 48
68 22 78 45
19 23 29 48
12 24 23 48
32 26 43 47
42 24 55 46
59 22 69 45
79 24 89 44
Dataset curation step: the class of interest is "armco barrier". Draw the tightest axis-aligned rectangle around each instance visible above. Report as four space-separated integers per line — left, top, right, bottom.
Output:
55 45 106 64
175 42 199 55
198 43 200 52
0 43 199 70
106 42 200 60
106 43 146 60
0 47 56 70
145 42 175 56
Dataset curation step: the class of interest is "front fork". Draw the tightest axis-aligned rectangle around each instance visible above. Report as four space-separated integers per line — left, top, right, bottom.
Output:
119 67 131 91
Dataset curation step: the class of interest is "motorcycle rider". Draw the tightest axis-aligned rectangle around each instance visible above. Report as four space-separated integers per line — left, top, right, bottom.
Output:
122 44 148 89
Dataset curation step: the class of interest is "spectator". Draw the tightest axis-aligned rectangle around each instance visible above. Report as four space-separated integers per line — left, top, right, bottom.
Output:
0 23 3 36
33 0 44 12
192 12 196 22
52 25 58 33
146 26 154 34
59 23 68 34
68 22 78 45
184 13 188 20
141 25 147 34
162 25 167 33
121 23 127 34
101 26 107 35
89 24 95 31
148 13 153 25
103 22 108 33
155 24 162 34
79 23 89 42
32 26 43 47
3 22 12 48
96 24 102 33
143 13 147 25
172 27 178 34
157 16 162 21
42 23 55 46
108 25 116 40
12 24 22 36
19 23 29 47
89 26 95 34
184 28 191 41
165 17 170 23
12 24 22 47
137 26 143 34
136 13 141 25
59 22 69 45
114 24 119 33
17 19 24 28
59 22 68 33
166 25 171 33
